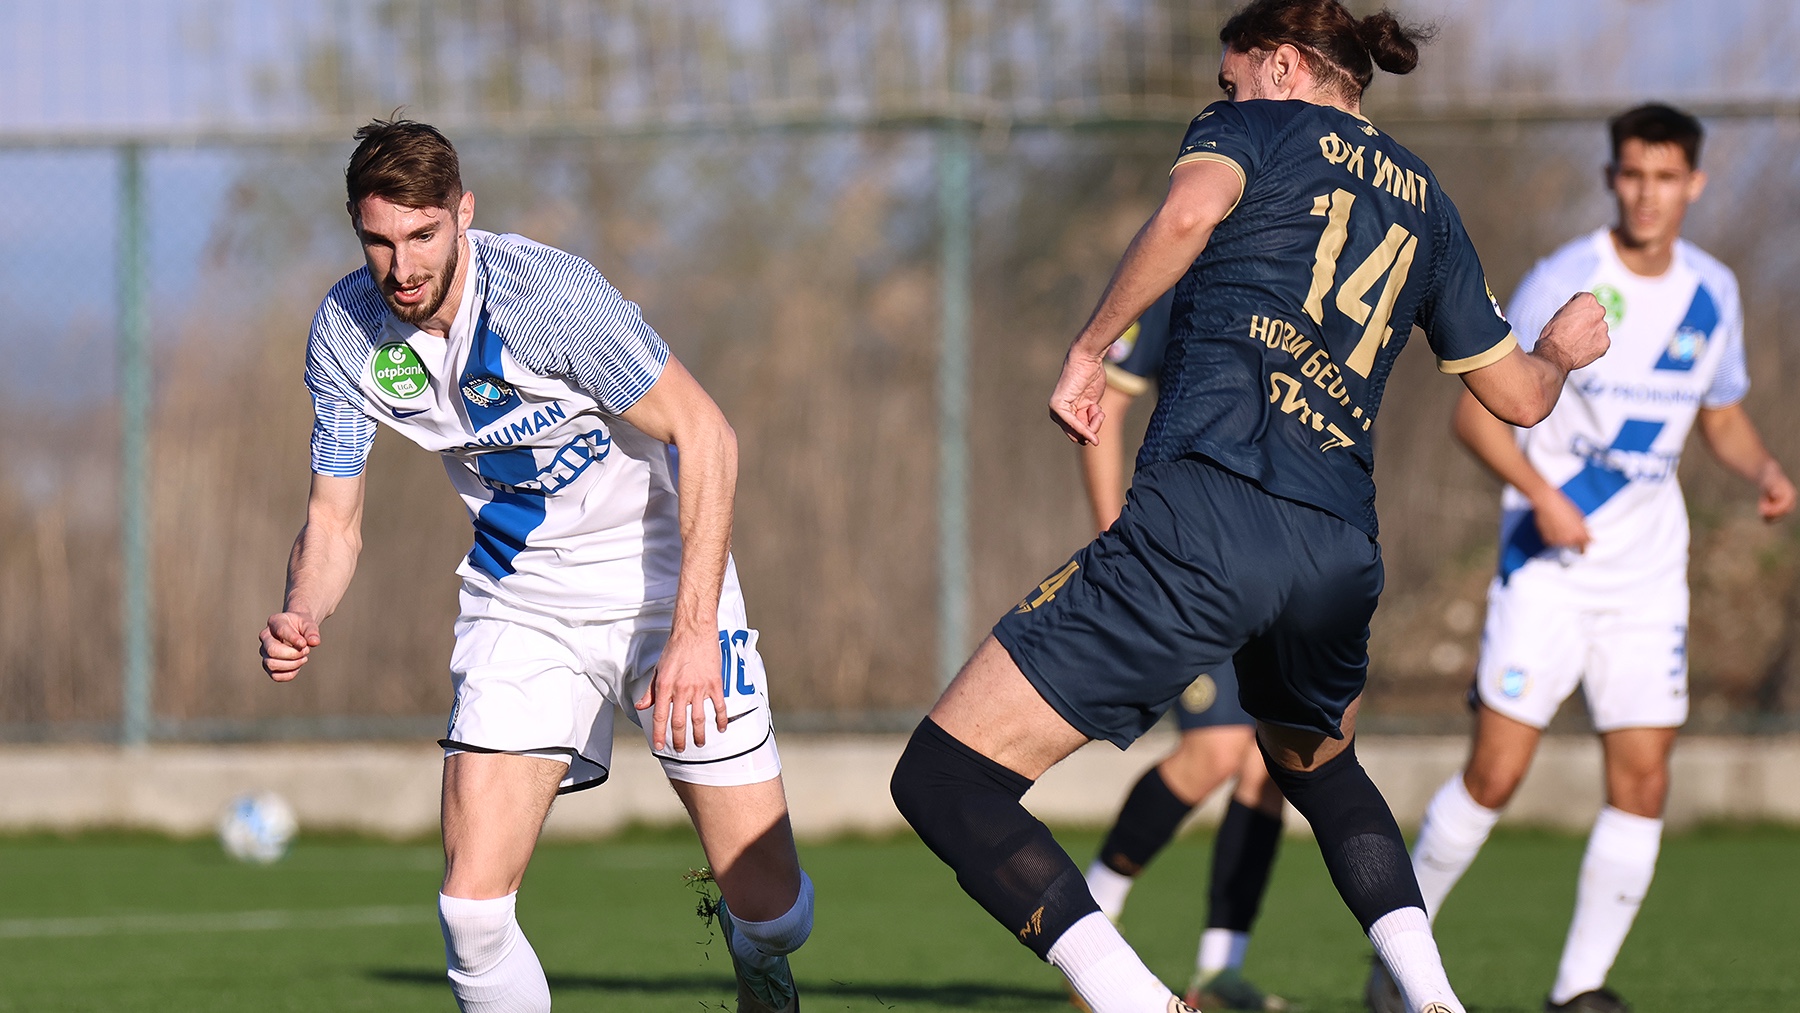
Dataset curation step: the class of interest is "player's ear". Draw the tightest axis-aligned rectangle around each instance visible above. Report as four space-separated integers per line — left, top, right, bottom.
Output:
1602 163 1618 194
1268 44 1304 95
1685 168 1707 203
457 190 475 230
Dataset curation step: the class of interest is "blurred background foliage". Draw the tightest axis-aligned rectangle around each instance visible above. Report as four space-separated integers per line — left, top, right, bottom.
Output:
1 0 1797 737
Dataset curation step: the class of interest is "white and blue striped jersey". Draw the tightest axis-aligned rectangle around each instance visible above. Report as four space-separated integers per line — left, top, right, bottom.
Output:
305 230 683 617
1497 227 1748 598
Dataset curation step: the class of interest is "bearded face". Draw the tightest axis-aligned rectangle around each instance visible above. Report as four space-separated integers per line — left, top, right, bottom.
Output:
351 194 471 329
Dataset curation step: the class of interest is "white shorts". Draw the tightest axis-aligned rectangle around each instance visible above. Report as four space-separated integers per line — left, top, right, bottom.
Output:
440 572 782 792
1475 576 1689 732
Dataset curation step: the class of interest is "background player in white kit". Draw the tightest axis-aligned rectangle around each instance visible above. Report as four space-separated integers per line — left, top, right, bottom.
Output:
1368 105 1795 1013
259 120 812 1013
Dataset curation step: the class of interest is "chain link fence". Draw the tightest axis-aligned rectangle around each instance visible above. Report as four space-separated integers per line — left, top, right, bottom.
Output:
2 0 1798 740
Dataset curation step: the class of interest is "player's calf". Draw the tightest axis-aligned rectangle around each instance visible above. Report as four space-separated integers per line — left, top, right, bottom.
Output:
438 891 551 1013
892 718 1185 1013
1259 737 1464 1013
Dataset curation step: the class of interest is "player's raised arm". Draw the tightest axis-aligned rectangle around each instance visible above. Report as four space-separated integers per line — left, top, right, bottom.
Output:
619 355 738 752
1051 158 1242 446
260 472 366 681
1459 294 1611 427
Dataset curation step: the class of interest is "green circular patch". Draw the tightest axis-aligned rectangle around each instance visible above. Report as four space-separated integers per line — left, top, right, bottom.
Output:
370 342 429 400
1592 284 1627 330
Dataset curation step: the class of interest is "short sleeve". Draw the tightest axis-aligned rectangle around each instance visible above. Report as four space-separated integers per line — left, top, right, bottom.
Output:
304 316 377 478
552 267 671 414
1704 287 1749 408
1419 197 1517 374
1172 102 1258 209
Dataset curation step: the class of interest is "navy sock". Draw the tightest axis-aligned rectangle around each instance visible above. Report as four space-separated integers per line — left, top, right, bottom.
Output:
890 718 1099 960
1206 799 1283 931
1097 766 1195 876
1260 739 1423 931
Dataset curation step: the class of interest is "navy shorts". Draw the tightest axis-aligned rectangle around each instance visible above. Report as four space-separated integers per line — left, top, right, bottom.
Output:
1173 659 1253 731
992 456 1382 748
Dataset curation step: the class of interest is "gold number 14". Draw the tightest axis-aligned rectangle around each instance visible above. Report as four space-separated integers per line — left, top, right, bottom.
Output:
1303 189 1417 378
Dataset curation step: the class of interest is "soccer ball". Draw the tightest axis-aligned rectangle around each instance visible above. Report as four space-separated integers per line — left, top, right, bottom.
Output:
217 791 298 864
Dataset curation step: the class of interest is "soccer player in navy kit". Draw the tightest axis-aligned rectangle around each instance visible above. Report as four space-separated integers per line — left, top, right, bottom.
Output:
1080 288 1291 1013
889 4 1611 1013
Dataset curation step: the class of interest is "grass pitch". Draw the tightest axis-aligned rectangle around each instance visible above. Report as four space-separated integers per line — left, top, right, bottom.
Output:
1 825 1795 1011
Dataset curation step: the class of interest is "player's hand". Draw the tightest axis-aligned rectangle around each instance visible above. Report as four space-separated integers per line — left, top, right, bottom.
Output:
1050 348 1109 445
1534 293 1611 374
1531 489 1591 551
1757 460 1797 521
635 629 728 753
260 612 321 682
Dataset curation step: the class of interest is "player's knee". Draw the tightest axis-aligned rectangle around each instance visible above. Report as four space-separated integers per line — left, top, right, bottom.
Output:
1462 762 1525 810
890 718 1030 847
438 892 523 977
1609 767 1669 818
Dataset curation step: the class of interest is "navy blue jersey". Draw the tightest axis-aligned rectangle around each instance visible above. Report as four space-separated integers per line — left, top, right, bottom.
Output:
1103 288 1178 396
1139 100 1516 538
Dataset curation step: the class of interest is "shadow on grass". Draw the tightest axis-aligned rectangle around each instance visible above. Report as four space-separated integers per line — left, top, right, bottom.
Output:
370 968 1066 1007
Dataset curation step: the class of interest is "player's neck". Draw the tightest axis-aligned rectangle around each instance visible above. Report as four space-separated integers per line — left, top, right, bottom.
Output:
1608 227 1677 279
416 233 472 339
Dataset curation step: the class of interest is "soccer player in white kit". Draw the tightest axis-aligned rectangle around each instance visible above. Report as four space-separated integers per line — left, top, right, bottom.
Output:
259 120 812 1013
1368 105 1795 1013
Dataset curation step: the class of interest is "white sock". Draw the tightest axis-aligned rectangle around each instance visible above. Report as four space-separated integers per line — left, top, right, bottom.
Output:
1086 859 1135 922
1196 928 1249 975
1368 907 1464 1013
438 892 551 1013
1549 807 1662 1004
725 871 815 973
1412 775 1502 923
1048 911 1177 1013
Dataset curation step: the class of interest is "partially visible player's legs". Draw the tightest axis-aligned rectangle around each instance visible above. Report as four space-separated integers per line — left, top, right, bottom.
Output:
1260 701 1463 1013
1547 726 1675 1010
892 637 1184 1013
1412 706 1541 920
1086 726 1247 920
676 776 812 1013
1189 742 1286 1011
439 752 564 1013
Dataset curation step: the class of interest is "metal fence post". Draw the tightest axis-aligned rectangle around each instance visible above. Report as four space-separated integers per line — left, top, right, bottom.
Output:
118 142 153 746
936 125 973 690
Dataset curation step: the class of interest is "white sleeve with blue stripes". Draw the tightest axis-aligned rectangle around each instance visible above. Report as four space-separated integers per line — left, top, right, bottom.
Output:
486 235 669 414
1702 272 1750 409
304 305 378 478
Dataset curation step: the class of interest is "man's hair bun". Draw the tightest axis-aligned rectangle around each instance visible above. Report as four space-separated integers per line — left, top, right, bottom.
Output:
1355 10 1433 76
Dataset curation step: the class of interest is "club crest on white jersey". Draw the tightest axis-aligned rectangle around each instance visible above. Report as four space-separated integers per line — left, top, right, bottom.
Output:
1497 228 1748 598
305 230 683 617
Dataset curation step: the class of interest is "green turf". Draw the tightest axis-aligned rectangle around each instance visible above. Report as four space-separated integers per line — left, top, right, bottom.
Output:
0 826 1795 1011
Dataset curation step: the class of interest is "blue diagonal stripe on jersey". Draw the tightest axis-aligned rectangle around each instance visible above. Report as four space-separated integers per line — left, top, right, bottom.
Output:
1653 284 1717 372
460 302 521 430
468 448 548 580
1498 418 1666 582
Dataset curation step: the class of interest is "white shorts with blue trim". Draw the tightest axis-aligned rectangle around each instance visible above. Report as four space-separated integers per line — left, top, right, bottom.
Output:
1475 573 1689 732
441 569 782 792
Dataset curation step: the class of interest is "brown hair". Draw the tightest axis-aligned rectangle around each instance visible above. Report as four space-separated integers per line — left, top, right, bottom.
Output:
1610 103 1704 169
345 117 464 212
1219 0 1434 100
